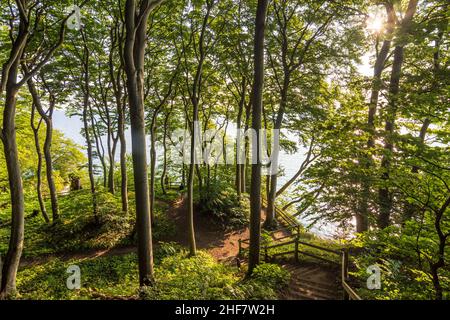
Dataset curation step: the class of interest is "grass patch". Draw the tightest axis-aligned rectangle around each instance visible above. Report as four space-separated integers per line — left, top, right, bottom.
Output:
15 246 289 300
0 189 176 257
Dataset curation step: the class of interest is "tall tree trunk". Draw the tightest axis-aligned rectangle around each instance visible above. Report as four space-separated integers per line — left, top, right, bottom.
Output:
149 112 158 226
160 109 171 195
30 105 50 223
43 100 59 221
241 98 252 193
124 0 162 286
264 76 287 229
358 3 396 233
247 0 268 276
119 105 128 212
104 99 118 195
235 77 246 197
378 45 404 229
185 0 215 256
90 113 108 188
378 0 418 229
109 22 128 212
0 73 24 298
26 75 59 221
0 0 71 296
81 31 99 224
107 131 118 194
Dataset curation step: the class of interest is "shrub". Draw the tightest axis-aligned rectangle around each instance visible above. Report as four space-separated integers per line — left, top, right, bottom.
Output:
196 181 249 229
351 226 450 300
154 241 183 263
16 254 139 300
238 264 290 300
141 251 241 300
16 250 289 300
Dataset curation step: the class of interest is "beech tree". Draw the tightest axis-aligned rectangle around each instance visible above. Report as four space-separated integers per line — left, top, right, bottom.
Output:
0 0 83 298
123 0 163 286
247 0 269 276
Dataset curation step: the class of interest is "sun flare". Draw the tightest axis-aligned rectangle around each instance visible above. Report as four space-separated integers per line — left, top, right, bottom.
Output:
366 14 384 33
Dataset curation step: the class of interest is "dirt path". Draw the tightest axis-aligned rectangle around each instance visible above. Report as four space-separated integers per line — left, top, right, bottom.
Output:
159 194 250 262
20 195 259 267
19 246 137 268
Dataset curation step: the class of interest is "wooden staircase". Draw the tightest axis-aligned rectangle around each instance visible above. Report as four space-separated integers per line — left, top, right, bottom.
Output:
238 196 362 300
279 261 341 300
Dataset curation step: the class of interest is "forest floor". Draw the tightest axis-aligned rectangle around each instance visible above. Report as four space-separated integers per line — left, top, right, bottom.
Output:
160 194 250 262
15 192 344 300
19 193 285 268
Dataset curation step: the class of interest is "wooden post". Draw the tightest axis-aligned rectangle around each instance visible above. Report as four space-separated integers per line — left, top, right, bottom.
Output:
294 236 299 263
342 249 349 300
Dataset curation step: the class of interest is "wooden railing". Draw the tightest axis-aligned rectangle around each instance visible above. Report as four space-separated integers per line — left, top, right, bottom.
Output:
239 235 361 300
238 196 362 300
261 197 298 229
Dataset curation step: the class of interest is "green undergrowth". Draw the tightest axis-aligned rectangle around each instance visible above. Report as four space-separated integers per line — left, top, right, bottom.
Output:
0 189 176 257
350 226 450 300
15 244 289 300
195 181 250 230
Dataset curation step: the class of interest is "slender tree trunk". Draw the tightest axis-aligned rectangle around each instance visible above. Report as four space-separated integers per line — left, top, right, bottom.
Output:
247 0 268 276
264 76 288 229
358 3 396 233
81 31 99 224
0 75 24 298
241 98 251 193
378 0 418 229
119 105 128 212
185 0 215 256
107 133 118 195
25 75 59 221
90 114 108 188
31 105 50 223
378 45 404 229
109 21 128 211
105 100 118 195
235 77 246 196
160 110 170 195
43 104 59 221
149 112 158 225
124 0 162 286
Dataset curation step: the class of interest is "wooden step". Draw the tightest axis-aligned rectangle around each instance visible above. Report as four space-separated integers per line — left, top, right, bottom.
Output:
279 262 341 300
287 285 338 300
290 276 339 292
290 278 339 297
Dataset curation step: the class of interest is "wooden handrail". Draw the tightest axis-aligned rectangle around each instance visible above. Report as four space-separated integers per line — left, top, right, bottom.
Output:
264 239 296 250
261 197 298 229
342 281 361 300
297 250 339 265
340 249 362 300
238 195 362 300
262 236 362 301
297 240 341 255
